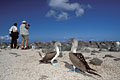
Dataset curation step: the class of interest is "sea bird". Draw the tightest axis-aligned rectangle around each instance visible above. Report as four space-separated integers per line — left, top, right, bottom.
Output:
39 41 61 66
68 38 101 77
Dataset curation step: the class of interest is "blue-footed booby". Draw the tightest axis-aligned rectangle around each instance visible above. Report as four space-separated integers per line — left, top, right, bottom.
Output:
68 38 101 77
39 41 61 66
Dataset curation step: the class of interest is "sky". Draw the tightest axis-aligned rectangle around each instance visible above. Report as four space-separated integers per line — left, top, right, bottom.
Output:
0 0 120 42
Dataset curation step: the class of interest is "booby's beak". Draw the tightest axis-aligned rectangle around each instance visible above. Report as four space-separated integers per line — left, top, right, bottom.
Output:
68 38 76 41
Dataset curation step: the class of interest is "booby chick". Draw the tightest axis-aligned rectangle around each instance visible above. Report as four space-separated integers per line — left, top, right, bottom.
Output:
39 41 61 66
68 38 101 77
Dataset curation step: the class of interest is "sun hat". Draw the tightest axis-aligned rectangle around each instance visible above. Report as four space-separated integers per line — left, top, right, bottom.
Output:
22 21 27 23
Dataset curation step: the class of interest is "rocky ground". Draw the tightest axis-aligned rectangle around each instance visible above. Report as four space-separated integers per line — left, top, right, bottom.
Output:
0 41 119 52
0 48 120 80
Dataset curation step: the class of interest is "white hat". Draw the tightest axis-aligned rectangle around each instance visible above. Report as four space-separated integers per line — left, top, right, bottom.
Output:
22 21 27 23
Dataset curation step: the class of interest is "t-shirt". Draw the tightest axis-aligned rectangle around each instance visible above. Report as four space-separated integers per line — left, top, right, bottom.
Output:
20 24 29 35
9 26 17 34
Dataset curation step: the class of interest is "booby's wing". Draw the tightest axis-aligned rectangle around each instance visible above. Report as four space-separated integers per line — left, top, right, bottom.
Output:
69 52 86 72
40 52 56 63
73 53 96 72
69 52 101 77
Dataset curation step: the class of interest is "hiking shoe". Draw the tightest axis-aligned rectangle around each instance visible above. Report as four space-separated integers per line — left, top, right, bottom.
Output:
21 48 24 50
24 47 28 50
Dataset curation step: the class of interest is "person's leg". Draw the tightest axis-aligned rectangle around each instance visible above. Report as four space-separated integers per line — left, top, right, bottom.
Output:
14 38 17 48
24 35 29 49
11 37 14 48
21 40 24 47
13 37 15 48
25 40 28 48
21 40 24 49
21 35 24 49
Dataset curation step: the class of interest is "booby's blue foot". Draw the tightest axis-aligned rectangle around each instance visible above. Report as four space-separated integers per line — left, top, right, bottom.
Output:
68 68 79 72
68 70 76 72
75 68 79 72
52 63 57 66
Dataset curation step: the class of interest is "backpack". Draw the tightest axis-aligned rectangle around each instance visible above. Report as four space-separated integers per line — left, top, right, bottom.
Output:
9 29 13 37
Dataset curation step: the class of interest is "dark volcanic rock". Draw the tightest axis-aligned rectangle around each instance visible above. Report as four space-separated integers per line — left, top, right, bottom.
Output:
97 41 115 51
0 42 9 49
89 41 99 48
91 53 96 55
61 42 72 51
114 58 120 61
85 57 91 59
103 54 116 59
99 49 108 52
82 48 91 53
109 47 120 52
78 41 91 49
39 75 48 80
9 52 21 57
91 50 100 53
32 41 55 52
0 41 119 52
89 58 103 66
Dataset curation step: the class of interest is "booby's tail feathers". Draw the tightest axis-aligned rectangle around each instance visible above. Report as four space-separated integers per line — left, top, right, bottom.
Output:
39 60 43 63
88 68 97 72
39 59 47 63
87 70 101 77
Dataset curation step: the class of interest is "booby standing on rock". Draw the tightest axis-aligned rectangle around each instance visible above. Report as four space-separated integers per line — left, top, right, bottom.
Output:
68 38 101 77
39 41 61 66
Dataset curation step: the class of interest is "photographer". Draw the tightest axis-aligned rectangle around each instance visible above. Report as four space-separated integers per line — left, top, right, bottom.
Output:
20 21 30 49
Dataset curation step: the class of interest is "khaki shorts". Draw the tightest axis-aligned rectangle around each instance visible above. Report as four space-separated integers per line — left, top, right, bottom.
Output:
21 35 29 41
